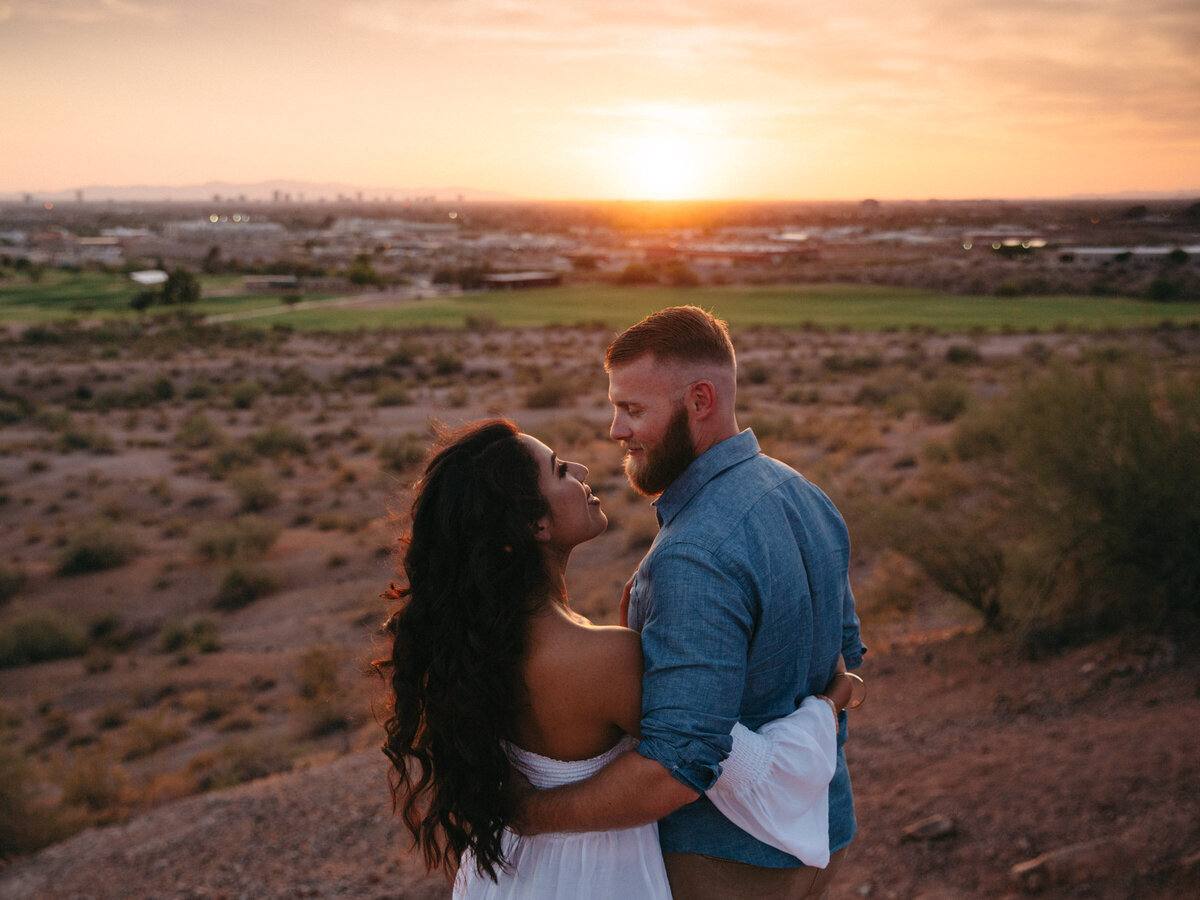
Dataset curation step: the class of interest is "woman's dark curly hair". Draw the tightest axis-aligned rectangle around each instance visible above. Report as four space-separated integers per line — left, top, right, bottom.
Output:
377 419 551 881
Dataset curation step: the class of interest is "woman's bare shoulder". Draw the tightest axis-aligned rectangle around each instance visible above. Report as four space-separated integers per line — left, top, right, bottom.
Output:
537 618 642 677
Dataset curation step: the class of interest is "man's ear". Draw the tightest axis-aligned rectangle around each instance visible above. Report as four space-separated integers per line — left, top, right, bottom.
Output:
532 517 551 542
685 380 717 420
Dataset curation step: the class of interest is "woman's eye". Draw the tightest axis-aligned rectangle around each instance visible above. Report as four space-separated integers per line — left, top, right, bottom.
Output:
557 462 569 477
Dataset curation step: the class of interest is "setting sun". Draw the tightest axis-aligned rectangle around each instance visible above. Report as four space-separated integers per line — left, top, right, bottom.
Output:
615 134 707 201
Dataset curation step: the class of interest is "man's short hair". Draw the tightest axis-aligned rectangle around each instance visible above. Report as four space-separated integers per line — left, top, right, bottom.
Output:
605 306 735 371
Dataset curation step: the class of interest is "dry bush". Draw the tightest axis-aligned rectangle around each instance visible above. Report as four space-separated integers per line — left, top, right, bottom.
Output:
524 382 570 409
296 646 351 737
917 378 972 423
986 362 1200 633
377 433 427 473
248 423 309 459
121 712 188 761
58 420 117 454
229 467 280 513
0 743 76 859
373 379 412 407
0 562 27 604
0 608 89 667
193 514 280 561
214 563 277 611
855 550 926 621
188 738 293 792
59 754 131 819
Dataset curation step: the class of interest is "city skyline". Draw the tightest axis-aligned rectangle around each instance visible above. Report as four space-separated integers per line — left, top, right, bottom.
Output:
3 1 1198 202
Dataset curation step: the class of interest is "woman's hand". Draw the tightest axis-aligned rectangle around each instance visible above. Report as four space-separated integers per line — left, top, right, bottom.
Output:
619 573 635 628
822 655 854 714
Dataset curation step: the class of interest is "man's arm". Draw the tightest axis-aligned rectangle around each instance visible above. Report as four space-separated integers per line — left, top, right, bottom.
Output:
512 750 698 835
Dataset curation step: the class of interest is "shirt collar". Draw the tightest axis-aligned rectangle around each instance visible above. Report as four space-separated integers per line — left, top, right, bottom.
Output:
653 429 760 527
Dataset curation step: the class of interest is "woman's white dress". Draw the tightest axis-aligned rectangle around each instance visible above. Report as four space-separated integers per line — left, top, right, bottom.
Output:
453 735 673 899
453 697 837 899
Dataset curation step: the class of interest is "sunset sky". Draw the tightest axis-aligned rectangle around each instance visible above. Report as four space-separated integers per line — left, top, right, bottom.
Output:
2 0 1197 201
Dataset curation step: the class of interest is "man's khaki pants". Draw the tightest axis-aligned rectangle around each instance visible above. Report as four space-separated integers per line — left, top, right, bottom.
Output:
663 846 848 900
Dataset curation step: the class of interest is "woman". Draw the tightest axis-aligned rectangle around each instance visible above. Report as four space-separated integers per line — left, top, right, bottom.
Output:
377 420 855 898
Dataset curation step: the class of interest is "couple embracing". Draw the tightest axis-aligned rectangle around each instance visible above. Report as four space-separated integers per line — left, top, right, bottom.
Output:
379 306 865 899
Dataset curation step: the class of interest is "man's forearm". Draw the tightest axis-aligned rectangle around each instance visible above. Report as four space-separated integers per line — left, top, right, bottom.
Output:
513 749 698 835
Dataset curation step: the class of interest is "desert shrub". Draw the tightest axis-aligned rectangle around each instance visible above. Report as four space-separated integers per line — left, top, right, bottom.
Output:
248 423 308 458
431 352 463 376
56 522 140 575
190 739 292 792
193 515 280 560
1000 363 1200 628
161 619 221 654
384 343 422 367
208 440 257 477
950 409 1006 460
373 379 412 407
121 712 187 760
87 613 138 652
741 363 772 385
0 563 27 604
229 467 279 512
863 503 1007 629
214 563 276 610
296 646 350 736
59 421 117 454
917 379 972 422
271 365 316 396
0 609 89 667
0 744 74 859
823 352 882 374
175 412 225 449
60 755 129 815
377 433 427 473
524 382 569 409
184 378 214 400
228 378 264 410
945 343 982 365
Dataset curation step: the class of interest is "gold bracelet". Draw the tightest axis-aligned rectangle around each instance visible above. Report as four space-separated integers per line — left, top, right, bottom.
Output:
814 694 839 725
834 671 866 710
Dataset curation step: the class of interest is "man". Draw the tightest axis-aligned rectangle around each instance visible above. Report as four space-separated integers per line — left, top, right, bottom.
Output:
517 306 865 899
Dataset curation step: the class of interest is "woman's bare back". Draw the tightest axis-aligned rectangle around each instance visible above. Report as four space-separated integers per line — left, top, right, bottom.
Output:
511 603 643 762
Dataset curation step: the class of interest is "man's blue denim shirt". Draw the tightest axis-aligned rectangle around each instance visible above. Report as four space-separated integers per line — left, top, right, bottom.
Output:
628 429 865 867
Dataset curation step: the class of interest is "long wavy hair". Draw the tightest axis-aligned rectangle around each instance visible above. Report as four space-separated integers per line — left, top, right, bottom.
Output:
377 419 551 881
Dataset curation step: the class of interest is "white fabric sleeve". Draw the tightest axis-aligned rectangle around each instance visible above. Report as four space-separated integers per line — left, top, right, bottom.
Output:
705 696 838 867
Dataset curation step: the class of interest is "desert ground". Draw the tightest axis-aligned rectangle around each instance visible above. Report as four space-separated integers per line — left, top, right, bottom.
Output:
1 317 1197 898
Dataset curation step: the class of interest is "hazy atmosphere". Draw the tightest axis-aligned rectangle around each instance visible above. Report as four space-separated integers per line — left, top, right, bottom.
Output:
3 0 1199 200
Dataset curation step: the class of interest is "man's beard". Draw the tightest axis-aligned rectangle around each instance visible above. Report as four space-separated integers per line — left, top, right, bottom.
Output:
624 403 696 497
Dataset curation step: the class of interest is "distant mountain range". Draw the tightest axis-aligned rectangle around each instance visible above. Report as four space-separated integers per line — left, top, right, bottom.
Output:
1 180 1197 205
0 180 518 204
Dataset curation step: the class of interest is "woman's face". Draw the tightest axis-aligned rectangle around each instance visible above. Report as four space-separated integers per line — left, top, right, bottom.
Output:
518 434 607 550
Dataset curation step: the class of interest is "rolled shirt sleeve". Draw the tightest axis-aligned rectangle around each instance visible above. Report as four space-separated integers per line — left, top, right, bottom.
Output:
841 573 867 671
635 542 754 793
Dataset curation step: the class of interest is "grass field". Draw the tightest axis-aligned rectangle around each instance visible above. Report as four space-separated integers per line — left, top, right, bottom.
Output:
4 272 1200 331
0 271 334 322
241 284 1200 331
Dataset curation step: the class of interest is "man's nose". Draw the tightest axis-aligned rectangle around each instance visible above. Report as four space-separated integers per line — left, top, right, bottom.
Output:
610 414 631 442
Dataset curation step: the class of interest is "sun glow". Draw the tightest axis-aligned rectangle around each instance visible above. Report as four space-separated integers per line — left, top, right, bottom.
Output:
615 134 707 200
